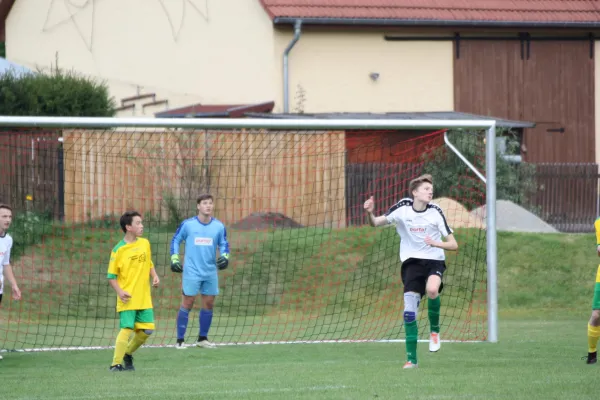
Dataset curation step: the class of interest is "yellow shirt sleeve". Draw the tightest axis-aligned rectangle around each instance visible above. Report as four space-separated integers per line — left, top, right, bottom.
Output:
595 218 600 245
107 250 120 276
147 240 154 270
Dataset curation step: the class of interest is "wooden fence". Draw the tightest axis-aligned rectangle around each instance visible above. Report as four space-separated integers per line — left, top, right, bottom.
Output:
61 129 347 228
0 131 62 217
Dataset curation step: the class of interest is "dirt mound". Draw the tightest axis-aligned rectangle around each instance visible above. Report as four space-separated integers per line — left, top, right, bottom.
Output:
432 197 485 229
470 200 558 233
231 212 304 230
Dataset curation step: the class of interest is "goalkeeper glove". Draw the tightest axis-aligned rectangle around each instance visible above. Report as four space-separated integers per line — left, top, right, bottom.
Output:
216 253 230 270
170 254 183 273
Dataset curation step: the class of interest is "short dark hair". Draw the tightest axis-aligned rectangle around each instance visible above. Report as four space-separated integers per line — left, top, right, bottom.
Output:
197 194 214 204
0 204 12 213
120 211 141 233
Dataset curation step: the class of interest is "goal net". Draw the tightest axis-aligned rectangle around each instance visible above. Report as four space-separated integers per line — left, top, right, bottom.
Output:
0 118 493 351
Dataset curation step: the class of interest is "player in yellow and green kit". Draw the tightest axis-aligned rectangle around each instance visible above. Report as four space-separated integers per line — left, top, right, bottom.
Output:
585 218 600 364
107 211 160 372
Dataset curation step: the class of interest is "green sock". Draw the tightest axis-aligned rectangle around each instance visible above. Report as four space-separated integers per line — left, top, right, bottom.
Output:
428 296 441 333
405 320 418 364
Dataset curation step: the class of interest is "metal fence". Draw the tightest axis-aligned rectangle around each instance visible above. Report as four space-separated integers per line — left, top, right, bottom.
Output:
345 162 599 233
529 163 599 233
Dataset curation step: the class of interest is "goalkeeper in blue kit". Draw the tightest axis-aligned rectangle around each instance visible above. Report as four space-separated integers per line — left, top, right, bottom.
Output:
170 194 230 348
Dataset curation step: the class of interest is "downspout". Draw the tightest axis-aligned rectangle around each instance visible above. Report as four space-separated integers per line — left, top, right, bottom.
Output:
283 19 302 113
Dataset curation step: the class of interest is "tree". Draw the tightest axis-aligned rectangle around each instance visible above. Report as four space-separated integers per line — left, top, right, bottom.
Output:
422 128 537 212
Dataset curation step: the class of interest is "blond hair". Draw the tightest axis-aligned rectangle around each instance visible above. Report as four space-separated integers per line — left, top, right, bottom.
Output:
408 174 433 199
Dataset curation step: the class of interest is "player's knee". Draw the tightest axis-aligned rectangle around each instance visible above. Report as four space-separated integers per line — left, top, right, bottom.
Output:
426 288 439 299
182 298 194 309
403 311 416 323
119 328 134 336
403 292 419 323
591 310 600 325
143 329 154 336
203 298 215 309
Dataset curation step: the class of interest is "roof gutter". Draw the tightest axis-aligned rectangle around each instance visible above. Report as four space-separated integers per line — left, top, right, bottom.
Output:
274 17 600 29
283 19 302 113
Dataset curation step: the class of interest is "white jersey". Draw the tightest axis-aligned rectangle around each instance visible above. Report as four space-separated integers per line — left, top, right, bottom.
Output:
384 198 453 262
0 233 12 294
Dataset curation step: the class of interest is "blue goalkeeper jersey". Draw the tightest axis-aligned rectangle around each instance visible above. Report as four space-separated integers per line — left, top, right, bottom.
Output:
170 217 230 280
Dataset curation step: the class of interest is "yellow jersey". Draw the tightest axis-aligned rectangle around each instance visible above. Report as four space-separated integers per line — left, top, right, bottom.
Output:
107 237 154 312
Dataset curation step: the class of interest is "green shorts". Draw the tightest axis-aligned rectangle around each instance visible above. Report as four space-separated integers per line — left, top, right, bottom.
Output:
593 266 600 310
119 309 155 330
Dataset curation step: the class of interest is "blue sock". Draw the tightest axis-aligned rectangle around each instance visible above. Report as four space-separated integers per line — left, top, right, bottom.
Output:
176 307 190 341
199 309 213 338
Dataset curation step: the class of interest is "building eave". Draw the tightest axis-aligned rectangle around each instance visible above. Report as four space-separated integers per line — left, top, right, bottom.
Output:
273 17 600 30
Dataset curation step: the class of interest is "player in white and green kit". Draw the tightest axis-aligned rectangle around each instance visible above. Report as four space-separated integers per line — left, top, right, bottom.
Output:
364 174 458 369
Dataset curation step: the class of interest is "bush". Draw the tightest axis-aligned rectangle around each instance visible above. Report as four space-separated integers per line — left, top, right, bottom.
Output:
0 62 116 117
422 128 537 211
9 210 52 259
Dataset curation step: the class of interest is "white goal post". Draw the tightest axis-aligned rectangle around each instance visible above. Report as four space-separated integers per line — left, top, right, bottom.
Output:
0 115 498 343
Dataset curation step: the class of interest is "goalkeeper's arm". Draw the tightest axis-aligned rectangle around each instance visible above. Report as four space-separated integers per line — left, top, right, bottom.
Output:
217 227 231 270
170 222 186 273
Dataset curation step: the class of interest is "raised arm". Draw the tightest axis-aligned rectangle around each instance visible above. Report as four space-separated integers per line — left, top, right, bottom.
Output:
363 196 389 227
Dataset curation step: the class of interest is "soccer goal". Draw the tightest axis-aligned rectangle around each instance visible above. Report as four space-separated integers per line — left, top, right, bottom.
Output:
0 116 497 351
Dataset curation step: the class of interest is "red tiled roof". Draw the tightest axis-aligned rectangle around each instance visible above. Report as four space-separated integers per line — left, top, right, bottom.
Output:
259 0 600 25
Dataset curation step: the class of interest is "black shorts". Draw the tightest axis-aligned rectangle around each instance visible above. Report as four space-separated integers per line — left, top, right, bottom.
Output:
0 293 3 305
401 258 446 297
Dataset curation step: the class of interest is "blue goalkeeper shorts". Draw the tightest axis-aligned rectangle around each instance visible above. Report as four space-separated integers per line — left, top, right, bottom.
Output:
182 276 219 297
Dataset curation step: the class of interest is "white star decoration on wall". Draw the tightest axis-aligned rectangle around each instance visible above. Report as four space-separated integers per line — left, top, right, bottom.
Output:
158 0 209 40
42 0 210 52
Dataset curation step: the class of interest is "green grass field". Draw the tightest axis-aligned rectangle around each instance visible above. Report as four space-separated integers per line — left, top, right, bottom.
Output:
1 314 596 400
1 224 599 399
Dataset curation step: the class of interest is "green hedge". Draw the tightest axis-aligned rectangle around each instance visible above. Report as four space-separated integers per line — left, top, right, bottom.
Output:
0 65 116 116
